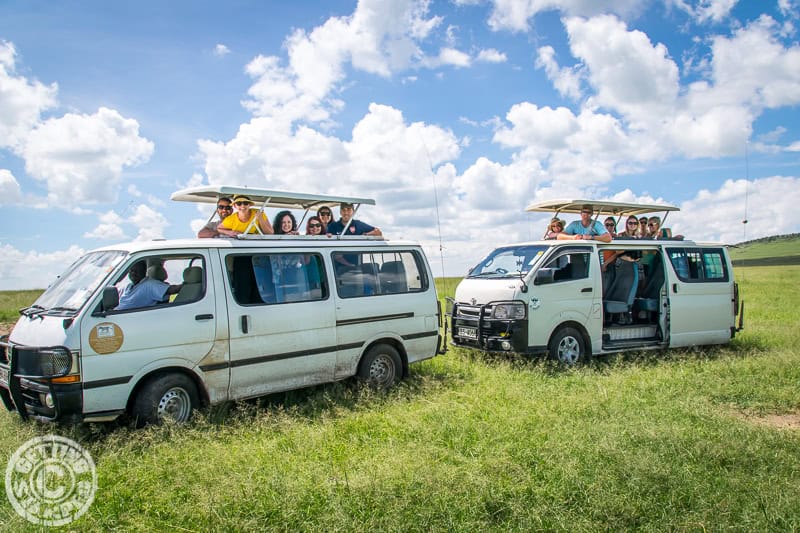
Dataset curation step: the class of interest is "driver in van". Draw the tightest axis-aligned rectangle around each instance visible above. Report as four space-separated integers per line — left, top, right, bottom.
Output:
116 260 182 310
558 204 612 243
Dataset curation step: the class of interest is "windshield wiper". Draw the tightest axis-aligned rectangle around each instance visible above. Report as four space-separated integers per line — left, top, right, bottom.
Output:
44 306 78 316
20 304 45 317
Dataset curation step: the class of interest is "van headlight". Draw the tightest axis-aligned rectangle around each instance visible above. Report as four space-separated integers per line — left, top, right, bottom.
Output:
491 303 526 320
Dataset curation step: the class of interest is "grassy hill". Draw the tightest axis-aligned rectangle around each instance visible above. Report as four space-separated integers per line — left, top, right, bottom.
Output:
729 233 800 266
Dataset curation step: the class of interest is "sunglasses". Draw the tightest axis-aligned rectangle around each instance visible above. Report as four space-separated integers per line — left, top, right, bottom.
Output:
234 201 251 206
581 211 592 215
217 205 232 210
627 221 638 225
319 212 332 217
605 223 615 227
648 223 658 226
308 223 322 228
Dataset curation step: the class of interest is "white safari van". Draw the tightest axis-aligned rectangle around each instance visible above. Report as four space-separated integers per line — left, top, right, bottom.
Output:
449 200 743 363
0 187 443 425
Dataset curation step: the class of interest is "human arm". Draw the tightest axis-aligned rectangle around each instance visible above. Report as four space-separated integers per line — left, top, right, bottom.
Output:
364 227 382 237
258 213 274 235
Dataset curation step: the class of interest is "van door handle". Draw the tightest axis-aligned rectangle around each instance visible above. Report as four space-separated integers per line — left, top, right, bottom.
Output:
672 283 678 293
195 314 213 321
581 287 592 293
241 315 249 334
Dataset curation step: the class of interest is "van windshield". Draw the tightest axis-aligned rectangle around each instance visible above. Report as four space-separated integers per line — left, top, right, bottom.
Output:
468 245 548 278
29 251 128 315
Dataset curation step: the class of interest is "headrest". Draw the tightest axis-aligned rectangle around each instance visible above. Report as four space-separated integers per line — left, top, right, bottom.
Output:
183 266 203 284
146 264 167 281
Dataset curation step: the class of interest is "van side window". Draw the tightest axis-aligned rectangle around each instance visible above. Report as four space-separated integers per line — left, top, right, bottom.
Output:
331 251 428 298
112 254 206 311
227 253 327 305
543 251 590 282
667 248 728 282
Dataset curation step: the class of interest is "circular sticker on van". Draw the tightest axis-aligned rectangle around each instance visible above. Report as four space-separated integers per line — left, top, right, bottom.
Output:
88 323 124 354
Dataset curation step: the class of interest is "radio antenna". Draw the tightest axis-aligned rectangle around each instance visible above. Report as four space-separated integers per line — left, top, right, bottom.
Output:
743 140 750 241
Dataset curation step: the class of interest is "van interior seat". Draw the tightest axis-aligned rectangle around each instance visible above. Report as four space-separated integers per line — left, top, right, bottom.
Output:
635 257 665 313
604 259 639 323
380 261 407 294
146 264 168 281
174 266 203 303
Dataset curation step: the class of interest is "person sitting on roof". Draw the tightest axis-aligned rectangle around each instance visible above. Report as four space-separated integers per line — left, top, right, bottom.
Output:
197 197 232 238
326 202 382 236
646 216 683 240
217 195 274 237
545 218 564 239
557 204 612 242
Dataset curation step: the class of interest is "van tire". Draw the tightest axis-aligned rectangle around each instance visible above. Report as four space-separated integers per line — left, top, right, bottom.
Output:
357 344 402 388
549 326 588 365
132 373 198 427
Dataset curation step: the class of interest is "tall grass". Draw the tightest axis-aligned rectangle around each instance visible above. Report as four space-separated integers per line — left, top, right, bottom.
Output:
0 290 42 322
0 267 798 531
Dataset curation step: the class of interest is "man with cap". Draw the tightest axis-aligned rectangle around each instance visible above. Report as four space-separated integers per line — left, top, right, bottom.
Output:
558 204 611 243
325 202 382 237
217 194 274 236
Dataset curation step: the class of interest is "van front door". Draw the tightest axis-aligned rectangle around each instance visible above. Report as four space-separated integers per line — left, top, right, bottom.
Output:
664 247 733 347
528 247 600 351
81 252 220 415
223 252 336 399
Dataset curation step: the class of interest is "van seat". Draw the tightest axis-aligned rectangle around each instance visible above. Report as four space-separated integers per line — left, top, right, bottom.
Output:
634 257 665 314
174 266 203 303
604 260 638 324
380 261 407 294
146 264 167 281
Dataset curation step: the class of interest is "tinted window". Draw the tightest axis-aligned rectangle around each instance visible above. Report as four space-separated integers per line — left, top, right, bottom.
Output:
541 251 590 282
112 254 206 312
667 248 728 282
227 253 327 305
331 250 427 298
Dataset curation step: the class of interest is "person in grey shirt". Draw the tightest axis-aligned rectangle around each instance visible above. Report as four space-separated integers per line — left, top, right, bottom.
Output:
197 197 233 238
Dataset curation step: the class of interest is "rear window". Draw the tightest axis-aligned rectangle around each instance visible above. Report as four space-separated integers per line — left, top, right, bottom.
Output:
331 250 428 298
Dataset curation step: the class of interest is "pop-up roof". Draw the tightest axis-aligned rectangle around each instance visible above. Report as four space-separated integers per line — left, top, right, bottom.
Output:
525 198 679 216
171 185 375 210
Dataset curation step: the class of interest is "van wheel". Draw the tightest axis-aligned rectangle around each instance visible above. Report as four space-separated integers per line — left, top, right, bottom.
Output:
357 344 402 388
132 373 198 427
549 327 588 365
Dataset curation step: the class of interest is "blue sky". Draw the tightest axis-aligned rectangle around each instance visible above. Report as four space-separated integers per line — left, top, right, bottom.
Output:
1 0 799 288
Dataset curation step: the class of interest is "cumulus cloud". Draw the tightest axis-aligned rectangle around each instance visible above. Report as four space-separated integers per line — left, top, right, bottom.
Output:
213 44 230 57
83 210 128 241
485 0 642 32
535 46 582 100
0 40 58 150
242 0 442 125
0 244 86 290
129 204 168 241
0 169 22 204
21 107 154 206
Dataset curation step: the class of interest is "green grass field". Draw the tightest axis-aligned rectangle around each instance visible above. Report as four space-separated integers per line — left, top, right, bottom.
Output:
0 266 798 531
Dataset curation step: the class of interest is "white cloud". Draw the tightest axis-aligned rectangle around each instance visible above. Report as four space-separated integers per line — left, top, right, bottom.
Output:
0 169 22 204
82 210 127 241
213 44 230 57
129 204 168 241
0 40 58 150
421 47 472 68
671 0 737 24
476 48 507 63
21 107 154 206
535 45 582 100
0 244 85 290
486 0 642 32
242 0 442 125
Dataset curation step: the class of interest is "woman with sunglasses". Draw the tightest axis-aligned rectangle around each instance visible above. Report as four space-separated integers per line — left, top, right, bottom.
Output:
603 217 618 237
618 215 640 239
217 195 274 236
316 206 333 233
198 197 233 238
305 216 324 236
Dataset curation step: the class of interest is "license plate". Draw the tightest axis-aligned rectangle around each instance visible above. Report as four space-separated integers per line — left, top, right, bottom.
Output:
458 327 478 340
0 366 8 388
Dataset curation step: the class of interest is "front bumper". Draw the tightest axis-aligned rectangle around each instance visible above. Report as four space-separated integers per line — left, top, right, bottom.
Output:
0 337 83 423
449 302 529 353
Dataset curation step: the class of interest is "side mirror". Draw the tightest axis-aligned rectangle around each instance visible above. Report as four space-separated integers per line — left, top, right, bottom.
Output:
101 286 119 312
533 268 555 285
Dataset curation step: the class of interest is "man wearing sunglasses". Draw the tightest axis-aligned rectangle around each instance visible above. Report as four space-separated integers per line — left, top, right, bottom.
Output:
558 204 612 242
198 197 233 238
